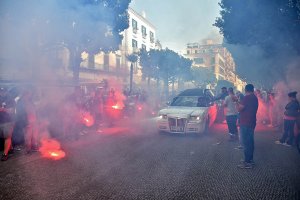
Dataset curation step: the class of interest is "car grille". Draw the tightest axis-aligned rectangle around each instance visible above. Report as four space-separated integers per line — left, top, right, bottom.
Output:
168 117 187 132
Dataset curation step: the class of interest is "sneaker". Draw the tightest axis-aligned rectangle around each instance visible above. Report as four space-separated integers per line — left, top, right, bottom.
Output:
14 146 22 151
1 154 9 161
237 162 253 169
275 140 283 145
80 131 85 136
240 159 255 165
234 145 243 150
282 143 291 147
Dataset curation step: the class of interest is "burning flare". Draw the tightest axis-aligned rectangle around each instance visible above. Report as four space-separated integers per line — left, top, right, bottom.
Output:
81 111 95 127
39 139 66 160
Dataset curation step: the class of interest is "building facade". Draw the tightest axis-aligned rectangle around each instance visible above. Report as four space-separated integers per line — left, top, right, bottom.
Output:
184 40 246 91
80 8 158 85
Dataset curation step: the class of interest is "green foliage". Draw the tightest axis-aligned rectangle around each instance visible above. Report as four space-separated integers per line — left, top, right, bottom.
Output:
138 48 192 84
126 54 138 63
214 0 300 86
215 0 300 54
0 0 131 82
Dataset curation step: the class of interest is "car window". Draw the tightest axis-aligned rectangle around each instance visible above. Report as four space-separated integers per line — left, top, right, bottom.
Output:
171 96 207 107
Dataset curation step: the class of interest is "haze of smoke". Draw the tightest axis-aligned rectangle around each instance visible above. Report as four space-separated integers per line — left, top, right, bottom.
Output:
0 0 114 83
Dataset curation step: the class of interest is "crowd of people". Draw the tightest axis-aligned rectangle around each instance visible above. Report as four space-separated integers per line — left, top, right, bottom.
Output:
0 82 153 162
1 82 299 165
217 85 300 169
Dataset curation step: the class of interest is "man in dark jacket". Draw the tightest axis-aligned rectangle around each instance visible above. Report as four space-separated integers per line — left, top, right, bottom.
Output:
275 91 300 146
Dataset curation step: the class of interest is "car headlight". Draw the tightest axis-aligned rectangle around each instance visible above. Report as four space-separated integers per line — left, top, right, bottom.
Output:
190 116 201 121
159 114 168 119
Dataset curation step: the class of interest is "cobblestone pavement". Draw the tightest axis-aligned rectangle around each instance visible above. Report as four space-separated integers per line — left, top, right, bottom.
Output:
0 119 300 200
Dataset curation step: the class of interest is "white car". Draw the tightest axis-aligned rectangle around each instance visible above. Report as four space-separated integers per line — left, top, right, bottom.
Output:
157 89 218 134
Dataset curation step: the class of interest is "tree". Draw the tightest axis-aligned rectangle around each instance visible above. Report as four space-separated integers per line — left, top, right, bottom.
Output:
215 0 300 53
191 67 217 88
139 49 153 87
214 0 300 86
126 53 138 93
139 48 192 98
0 0 131 83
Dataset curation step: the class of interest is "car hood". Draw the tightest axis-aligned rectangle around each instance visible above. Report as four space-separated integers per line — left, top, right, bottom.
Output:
158 106 208 118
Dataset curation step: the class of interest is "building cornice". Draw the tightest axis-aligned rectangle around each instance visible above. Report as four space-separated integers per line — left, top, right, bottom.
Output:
128 7 156 30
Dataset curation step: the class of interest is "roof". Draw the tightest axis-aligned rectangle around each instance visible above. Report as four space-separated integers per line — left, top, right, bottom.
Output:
128 7 156 30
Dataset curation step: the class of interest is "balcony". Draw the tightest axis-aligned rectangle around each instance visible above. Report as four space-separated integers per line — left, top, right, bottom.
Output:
133 28 138 34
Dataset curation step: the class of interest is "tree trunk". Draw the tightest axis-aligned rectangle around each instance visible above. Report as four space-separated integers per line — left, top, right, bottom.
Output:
172 79 175 96
88 54 95 68
71 50 81 85
129 62 133 94
156 78 160 97
147 77 150 87
164 78 169 100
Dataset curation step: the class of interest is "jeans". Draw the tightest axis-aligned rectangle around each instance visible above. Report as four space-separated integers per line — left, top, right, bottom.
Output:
240 125 255 163
226 115 238 135
280 119 296 145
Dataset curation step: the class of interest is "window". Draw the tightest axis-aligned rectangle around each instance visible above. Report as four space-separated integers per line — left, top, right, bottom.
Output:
150 31 154 43
142 25 147 38
194 58 204 64
132 19 138 33
195 50 198 54
187 50 190 54
132 39 138 48
142 44 146 50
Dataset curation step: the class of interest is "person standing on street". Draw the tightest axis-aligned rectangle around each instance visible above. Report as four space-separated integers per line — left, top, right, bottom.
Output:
0 88 15 161
223 87 239 141
215 87 229 123
236 84 258 169
275 91 300 147
17 89 39 153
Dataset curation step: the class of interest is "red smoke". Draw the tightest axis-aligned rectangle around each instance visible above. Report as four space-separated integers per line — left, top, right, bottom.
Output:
39 139 66 160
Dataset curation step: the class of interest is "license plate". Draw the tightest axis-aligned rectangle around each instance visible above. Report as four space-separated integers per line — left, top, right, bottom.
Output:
170 126 184 132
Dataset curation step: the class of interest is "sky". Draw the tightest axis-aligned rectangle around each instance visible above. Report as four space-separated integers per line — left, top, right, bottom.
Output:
130 0 222 53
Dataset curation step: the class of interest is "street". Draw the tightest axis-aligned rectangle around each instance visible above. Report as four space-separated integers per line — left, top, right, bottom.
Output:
1 119 300 200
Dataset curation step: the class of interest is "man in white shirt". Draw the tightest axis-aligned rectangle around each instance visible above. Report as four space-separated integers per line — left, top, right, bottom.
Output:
223 87 239 141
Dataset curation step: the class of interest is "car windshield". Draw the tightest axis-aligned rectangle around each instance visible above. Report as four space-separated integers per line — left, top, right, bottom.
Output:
170 96 209 107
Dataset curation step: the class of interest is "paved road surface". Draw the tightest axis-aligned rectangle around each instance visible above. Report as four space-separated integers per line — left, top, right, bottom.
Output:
1 119 300 200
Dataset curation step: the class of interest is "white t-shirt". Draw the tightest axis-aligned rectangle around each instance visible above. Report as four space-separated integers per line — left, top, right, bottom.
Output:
224 95 238 116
